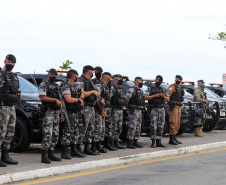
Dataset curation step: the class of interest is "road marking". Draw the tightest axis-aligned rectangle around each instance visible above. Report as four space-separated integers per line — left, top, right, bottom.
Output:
21 147 226 185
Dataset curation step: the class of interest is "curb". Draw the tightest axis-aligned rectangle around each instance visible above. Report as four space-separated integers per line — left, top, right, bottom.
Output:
1 141 226 184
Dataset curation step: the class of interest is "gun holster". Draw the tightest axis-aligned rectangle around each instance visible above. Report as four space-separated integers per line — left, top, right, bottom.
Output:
168 101 175 111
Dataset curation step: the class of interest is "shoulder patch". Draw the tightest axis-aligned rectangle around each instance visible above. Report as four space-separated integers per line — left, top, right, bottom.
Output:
169 88 172 90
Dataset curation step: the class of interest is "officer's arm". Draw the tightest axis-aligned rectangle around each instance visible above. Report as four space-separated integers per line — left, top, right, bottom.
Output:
64 94 80 103
194 90 208 103
144 94 159 100
83 90 100 98
125 96 130 109
40 95 59 103
167 85 175 99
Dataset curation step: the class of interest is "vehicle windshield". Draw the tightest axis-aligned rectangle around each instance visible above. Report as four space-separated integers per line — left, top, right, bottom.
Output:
18 76 38 93
203 88 221 98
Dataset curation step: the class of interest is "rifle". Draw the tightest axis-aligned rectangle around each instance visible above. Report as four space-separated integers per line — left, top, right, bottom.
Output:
77 88 86 128
55 86 71 128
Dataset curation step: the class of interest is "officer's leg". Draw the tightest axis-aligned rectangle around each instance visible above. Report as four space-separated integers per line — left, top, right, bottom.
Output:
174 106 182 144
169 107 178 145
126 109 136 149
84 107 97 155
133 110 143 148
41 110 54 164
91 111 101 155
77 113 85 153
115 110 126 149
1 106 17 166
150 108 158 147
0 106 9 167
60 115 72 159
48 111 61 161
156 108 165 147
111 108 119 150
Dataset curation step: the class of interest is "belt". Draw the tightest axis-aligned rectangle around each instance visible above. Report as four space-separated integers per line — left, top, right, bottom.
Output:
85 102 95 107
112 106 123 110
150 104 164 108
0 102 14 106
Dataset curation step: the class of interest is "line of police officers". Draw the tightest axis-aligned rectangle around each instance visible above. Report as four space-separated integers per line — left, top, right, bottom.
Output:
0 54 208 167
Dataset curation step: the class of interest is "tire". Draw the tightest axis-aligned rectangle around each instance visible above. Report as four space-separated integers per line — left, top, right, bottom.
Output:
119 120 128 141
203 122 217 132
215 122 226 130
177 128 186 136
10 117 31 152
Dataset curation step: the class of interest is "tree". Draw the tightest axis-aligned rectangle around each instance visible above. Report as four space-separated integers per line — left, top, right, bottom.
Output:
59 60 73 70
209 32 226 41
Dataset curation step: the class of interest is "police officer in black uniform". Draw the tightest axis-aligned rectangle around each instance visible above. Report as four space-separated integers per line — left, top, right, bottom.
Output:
92 66 103 85
0 54 19 167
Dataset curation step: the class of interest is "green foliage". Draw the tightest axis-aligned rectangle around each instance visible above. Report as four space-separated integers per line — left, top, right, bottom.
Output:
209 32 226 41
59 60 73 70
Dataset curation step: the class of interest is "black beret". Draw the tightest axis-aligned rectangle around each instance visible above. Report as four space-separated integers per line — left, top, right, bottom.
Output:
94 66 103 72
6 54 16 63
83 65 94 70
135 77 143 81
156 75 163 82
48 68 58 75
197 80 205 83
176 75 183 80
103 72 112 77
113 74 122 78
68 69 78 75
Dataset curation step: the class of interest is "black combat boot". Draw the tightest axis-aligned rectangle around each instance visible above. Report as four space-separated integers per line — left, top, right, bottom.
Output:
133 140 144 148
0 159 7 167
41 150 51 164
156 139 165 148
127 140 136 149
151 139 156 148
61 145 72 160
71 144 85 158
111 139 118 150
77 144 86 157
115 139 126 149
1 150 18 165
96 141 108 153
104 138 117 151
48 149 62 161
91 142 100 155
169 135 178 145
84 143 98 155
174 136 182 144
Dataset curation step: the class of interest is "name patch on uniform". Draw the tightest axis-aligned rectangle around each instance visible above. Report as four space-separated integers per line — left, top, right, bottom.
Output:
169 88 172 90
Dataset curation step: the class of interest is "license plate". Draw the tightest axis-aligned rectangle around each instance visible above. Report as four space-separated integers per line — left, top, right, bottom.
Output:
220 111 226 117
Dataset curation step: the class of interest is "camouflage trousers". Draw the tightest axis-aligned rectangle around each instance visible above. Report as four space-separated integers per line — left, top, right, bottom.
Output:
150 108 165 140
61 112 79 146
42 109 60 150
83 106 95 144
0 106 16 151
77 113 86 144
112 108 123 140
105 107 113 139
126 109 142 140
93 109 105 142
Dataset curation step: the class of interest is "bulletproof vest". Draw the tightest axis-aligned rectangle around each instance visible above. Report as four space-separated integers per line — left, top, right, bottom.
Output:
92 78 101 85
111 83 126 106
79 75 96 103
148 85 165 105
103 85 112 107
0 70 20 104
129 87 144 106
62 81 81 111
170 84 184 102
42 81 60 109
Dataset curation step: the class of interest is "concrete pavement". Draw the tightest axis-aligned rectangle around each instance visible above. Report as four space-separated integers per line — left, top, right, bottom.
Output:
1 130 226 184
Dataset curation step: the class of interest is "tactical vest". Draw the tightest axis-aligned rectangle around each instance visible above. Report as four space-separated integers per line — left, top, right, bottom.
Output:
92 78 101 85
129 87 144 106
111 83 126 106
79 75 96 104
42 81 60 109
148 85 165 105
62 81 81 112
0 70 20 104
103 85 112 107
170 84 184 102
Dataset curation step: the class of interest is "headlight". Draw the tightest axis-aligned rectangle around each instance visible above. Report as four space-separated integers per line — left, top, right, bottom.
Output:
208 102 216 109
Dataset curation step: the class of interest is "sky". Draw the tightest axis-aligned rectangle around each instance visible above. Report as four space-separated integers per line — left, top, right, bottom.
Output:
0 0 225 84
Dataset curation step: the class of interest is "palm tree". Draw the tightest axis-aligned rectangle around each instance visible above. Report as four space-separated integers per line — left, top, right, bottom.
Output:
59 60 73 70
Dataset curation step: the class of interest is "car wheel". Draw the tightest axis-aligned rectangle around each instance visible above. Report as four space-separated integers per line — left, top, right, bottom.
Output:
203 122 217 132
10 117 31 152
177 128 186 135
215 122 226 130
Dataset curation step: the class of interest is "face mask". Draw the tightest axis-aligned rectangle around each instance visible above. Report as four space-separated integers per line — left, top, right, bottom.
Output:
108 80 111 88
155 82 161 87
90 73 93 79
95 72 101 79
138 82 143 88
6 64 14 71
201 84 205 90
49 76 56 83
176 81 181 85
118 79 123 85
74 77 77 83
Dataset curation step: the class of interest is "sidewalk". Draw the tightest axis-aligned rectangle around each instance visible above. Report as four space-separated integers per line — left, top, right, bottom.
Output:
1 130 226 184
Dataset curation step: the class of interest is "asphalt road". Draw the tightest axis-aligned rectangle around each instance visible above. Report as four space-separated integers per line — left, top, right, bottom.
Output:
17 147 226 185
